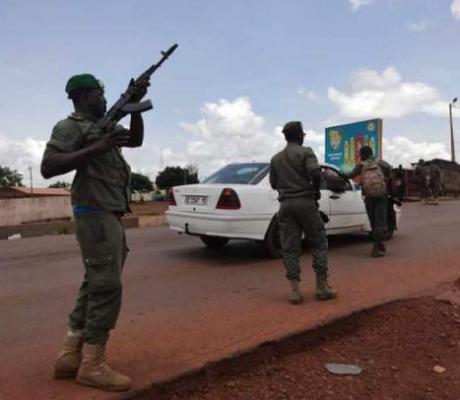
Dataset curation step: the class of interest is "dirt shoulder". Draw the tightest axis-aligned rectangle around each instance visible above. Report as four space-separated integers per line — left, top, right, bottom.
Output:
133 287 460 400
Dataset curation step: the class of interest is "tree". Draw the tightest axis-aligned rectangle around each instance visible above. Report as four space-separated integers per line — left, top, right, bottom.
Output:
155 165 199 189
0 165 23 188
131 172 153 192
48 181 71 188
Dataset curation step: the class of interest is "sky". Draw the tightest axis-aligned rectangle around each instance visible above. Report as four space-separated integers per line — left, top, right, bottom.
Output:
0 0 459 187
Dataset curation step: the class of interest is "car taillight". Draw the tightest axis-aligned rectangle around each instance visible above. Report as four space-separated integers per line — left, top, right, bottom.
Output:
167 188 177 206
216 188 241 210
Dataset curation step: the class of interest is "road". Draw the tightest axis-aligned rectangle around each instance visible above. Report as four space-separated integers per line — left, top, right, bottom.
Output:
1 201 460 400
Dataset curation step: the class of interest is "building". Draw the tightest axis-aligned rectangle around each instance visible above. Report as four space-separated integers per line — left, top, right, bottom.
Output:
396 159 460 200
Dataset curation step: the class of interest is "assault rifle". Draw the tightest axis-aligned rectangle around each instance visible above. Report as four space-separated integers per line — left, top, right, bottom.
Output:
96 43 178 131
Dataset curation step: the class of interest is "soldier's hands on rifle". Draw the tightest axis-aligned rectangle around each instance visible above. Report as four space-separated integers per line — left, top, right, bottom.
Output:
128 78 151 103
89 126 130 155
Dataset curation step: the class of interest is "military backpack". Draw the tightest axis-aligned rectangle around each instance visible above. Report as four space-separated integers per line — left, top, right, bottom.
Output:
361 161 387 198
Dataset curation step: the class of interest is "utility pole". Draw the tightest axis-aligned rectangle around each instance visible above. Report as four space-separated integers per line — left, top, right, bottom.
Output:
28 165 33 194
449 98 458 163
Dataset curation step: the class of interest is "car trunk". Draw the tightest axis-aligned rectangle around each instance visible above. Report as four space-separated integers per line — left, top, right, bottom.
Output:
172 184 229 213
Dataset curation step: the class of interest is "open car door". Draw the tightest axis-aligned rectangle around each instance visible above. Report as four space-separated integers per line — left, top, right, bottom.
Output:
321 166 368 233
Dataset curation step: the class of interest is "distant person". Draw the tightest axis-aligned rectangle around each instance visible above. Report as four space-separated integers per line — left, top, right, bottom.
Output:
269 121 337 304
347 146 393 257
426 161 442 205
414 159 429 203
392 165 405 203
41 73 149 392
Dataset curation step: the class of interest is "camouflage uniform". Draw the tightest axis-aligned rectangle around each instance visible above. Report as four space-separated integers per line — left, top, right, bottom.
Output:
269 143 328 281
348 158 392 245
428 163 442 201
42 113 132 345
414 161 429 201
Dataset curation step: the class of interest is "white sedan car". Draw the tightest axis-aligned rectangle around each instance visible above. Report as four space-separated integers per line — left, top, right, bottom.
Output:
166 162 401 257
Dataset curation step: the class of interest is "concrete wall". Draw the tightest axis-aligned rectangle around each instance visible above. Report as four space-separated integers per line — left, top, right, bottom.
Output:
0 196 72 226
0 215 140 240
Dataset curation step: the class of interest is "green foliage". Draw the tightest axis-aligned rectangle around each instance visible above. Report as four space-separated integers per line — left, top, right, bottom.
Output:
155 165 199 189
131 172 153 192
48 181 71 188
0 165 23 188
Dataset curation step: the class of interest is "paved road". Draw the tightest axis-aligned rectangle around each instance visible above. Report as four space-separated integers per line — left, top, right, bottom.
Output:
1 202 460 400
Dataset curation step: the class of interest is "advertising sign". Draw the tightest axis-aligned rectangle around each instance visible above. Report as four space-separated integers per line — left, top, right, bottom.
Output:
325 119 382 173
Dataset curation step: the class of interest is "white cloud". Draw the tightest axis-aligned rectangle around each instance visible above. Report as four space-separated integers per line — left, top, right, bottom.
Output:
175 97 326 178
178 97 285 177
452 0 460 20
382 136 450 167
328 66 453 119
0 134 67 188
406 19 431 32
350 0 375 11
297 88 319 101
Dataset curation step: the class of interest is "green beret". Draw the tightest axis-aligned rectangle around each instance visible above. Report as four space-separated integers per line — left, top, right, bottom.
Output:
282 121 303 135
65 73 103 95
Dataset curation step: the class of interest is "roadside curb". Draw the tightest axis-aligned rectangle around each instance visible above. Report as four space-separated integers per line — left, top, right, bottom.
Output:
120 279 460 400
0 215 166 240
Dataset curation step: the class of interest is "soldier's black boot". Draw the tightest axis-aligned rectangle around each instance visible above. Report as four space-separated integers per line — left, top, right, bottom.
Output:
371 242 385 257
289 280 303 305
315 274 337 301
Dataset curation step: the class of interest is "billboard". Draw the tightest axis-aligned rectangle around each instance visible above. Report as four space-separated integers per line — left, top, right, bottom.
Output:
325 119 382 173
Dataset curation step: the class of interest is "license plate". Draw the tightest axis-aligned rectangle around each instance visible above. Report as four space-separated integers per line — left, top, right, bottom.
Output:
184 195 208 205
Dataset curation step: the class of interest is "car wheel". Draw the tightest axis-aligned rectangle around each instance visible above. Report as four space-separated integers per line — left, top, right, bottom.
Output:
200 235 229 249
263 216 282 259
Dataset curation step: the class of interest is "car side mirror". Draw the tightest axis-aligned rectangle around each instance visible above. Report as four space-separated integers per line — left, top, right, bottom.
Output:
328 180 347 193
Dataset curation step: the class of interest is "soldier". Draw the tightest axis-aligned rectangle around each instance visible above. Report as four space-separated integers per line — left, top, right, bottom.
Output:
269 121 336 304
427 161 442 205
347 146 392 257
41 73 149 392
414 159 429 203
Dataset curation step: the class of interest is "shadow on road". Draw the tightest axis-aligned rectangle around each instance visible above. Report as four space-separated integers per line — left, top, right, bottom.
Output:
163 233 373 265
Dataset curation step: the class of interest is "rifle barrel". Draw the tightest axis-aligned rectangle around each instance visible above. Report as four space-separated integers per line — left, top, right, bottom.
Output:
138 44 178 81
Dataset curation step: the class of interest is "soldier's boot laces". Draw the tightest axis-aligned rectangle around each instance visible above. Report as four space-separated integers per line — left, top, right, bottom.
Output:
76 343 132 392
371 242 385 257
289 280 303 305
315 274 337 301
54 330 83 379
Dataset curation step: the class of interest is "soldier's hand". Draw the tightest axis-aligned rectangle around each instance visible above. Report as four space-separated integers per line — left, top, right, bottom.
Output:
338 171 349 180
128 78 150 102
89 127 130 154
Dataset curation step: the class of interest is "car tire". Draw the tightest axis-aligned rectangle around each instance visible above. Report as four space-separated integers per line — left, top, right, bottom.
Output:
263 216 282 259
200 235 229 249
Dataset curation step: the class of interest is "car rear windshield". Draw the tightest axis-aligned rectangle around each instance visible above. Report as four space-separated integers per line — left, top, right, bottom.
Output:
203 163 269 184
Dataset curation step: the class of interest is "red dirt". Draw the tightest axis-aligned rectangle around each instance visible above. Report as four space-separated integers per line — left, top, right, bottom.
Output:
134 295 460 400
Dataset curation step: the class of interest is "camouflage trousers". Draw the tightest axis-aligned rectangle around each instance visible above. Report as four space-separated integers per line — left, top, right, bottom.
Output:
69 211 129 345
278 197 328 281
365 196 388 243
429 179 441 199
